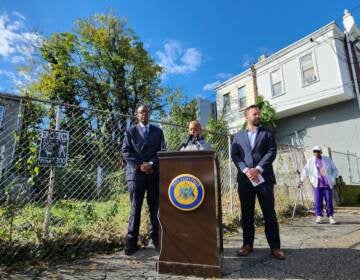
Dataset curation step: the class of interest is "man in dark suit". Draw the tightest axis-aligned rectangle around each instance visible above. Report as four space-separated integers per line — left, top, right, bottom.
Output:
231 105 285 260
122 105 165 255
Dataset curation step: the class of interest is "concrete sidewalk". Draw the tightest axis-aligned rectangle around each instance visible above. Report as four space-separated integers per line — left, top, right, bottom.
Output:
1 208 360 279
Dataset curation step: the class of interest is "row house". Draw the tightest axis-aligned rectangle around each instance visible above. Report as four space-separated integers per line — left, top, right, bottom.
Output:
215 10 360 183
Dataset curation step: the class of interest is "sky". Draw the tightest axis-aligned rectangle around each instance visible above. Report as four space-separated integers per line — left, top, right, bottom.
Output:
1 0 360 101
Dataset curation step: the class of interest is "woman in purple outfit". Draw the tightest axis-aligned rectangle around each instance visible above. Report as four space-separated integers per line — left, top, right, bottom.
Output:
300 146 339 224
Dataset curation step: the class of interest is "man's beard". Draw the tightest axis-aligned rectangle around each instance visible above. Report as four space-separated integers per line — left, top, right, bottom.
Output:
253 119 261 126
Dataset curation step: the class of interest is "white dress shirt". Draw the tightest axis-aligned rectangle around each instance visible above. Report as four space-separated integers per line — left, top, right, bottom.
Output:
243 127 263 174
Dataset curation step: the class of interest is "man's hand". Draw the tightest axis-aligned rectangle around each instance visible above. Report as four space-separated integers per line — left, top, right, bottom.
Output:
140 162 154 174
245 168 260 182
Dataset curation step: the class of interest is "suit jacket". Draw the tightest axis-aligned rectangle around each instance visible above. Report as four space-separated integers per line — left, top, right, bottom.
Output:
122 124 165 181
231 127 277 185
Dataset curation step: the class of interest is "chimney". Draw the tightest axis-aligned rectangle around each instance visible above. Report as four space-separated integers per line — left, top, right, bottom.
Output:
258 54 267 62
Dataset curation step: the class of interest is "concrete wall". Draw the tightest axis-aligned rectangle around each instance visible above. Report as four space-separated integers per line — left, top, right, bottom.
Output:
276 98 360 184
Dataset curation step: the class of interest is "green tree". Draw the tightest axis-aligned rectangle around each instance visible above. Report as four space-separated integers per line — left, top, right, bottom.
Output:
19 12 165 199
242 95 277 129
12 96 45 187
27 12 164 157
205 114 229 153
255 95 276 128
32 13 163 114
162 89 197 150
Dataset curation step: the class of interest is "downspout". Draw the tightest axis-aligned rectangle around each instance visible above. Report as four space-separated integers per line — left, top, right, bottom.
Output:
344 32 360 110
250 64 258 99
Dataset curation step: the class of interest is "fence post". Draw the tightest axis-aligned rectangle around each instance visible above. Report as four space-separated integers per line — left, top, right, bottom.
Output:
43 105 61 238
228 135 233 215
327 147 332 159
347 150 353 184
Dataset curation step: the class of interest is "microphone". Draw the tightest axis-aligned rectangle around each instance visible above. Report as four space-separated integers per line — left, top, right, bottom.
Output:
192 133 200 144
178 134 193 151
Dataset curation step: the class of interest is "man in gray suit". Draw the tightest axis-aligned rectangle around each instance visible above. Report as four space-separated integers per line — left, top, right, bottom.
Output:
231 105 285 260
122 105 165 255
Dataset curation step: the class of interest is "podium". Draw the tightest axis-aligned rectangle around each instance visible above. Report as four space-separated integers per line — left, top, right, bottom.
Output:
157 151 223 278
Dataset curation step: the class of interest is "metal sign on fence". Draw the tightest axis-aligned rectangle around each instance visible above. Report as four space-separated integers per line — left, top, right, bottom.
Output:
39 129 69 167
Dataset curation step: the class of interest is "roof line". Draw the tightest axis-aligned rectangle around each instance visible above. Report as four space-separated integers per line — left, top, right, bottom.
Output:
216 21 343 90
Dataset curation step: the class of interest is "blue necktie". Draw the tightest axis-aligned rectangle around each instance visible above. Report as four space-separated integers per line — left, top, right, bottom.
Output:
144 126 149 140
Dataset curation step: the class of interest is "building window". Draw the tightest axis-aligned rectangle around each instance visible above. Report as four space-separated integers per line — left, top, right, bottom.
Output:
238 86 247 109
300 53 317 85
211 102 217 118
223 93 230 114
0 105 4 129
270 69 283 97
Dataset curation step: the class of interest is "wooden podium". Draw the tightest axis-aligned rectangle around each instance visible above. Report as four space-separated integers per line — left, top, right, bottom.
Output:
156 151 223 278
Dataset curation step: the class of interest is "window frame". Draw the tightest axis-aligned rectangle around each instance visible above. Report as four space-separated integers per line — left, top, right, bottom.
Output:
237 86 247 110
299 52 319 87
270 68 284 98
223 92 231 114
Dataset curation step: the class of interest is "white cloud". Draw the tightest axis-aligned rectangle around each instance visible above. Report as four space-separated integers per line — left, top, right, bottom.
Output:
156 40 202 75
241 54 254 68
203 81 221 91
10 55 25 64
12 11 26 21
0 69 17 80
0 11 42 91
215 72 233 80
0 12 41 61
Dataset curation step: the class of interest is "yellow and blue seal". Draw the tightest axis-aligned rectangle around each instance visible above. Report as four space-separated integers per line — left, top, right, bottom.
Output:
168 174 205 211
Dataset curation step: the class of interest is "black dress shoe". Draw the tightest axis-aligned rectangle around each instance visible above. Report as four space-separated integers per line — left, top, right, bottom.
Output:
124 245 139 256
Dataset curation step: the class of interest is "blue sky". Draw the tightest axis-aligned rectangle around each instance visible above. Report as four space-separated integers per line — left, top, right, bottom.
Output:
1 0 360 101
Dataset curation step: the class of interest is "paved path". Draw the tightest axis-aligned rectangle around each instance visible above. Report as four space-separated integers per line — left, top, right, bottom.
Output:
1 208 360 279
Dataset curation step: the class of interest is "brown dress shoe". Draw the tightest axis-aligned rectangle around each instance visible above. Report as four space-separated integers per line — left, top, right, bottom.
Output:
271 249 286 260
236 244 253 257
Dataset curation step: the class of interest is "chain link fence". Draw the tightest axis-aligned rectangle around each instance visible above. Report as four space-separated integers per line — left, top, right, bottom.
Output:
0 94 312 265
331 150 360 185
0 95 236 265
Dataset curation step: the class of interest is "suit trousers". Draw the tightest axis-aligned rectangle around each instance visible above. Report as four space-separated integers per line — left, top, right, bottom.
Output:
127 172 159 248
238 180 281 249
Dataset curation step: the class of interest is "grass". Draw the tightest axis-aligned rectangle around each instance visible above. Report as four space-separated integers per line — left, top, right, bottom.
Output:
0 192 153 266
0 186 301 268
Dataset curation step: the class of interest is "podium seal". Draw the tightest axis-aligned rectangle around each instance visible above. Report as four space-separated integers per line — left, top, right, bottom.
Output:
168 174 205 211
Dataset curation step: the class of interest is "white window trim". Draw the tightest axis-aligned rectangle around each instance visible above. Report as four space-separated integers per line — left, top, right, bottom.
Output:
0 105 4 129
223 92 231 115
237 86 247 110
270 68 285 98
299 51 319 87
